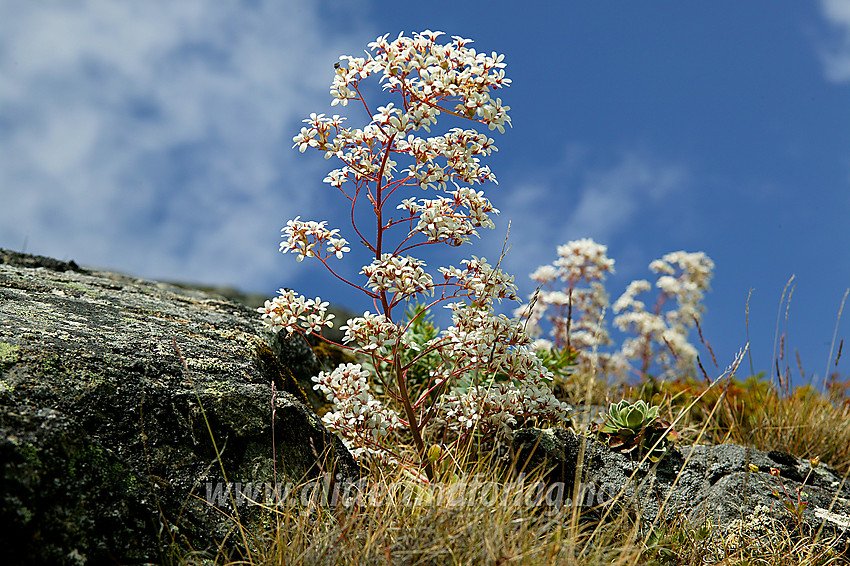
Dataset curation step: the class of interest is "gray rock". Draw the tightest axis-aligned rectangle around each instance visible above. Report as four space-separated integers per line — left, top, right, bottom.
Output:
511 427 850 546
0 249 358 564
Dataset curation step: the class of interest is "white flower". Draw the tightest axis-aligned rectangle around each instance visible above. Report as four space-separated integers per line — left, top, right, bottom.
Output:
323 167 350 188
256 290 334 336
361 254 434 297
279 217 345 262
327 237 350 259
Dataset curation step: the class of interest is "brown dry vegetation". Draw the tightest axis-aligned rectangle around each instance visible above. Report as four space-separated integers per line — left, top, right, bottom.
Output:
167 362 850 566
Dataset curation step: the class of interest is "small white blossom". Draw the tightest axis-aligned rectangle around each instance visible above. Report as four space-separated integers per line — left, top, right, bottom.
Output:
361 254 434 297
257 289 335 336
327 237 350 259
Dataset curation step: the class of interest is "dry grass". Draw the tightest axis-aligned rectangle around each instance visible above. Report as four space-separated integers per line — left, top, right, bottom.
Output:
171 459 849 566
169 386 850 566
734 384 850 475
636 375 850 477
169 316 850 565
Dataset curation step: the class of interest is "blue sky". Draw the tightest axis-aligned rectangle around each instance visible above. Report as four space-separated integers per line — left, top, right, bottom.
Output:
1 1 849 385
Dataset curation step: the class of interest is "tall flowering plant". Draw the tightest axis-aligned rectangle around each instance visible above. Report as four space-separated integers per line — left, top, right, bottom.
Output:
612 250 714 379
520 239 714 382
516 238 620 376
259 31 568 480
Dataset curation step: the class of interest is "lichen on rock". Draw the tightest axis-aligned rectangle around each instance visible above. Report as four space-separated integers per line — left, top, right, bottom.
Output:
0 249 358 564
511 426 850 547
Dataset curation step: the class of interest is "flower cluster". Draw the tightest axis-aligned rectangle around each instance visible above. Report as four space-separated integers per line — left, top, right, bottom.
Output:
519 239 618 374
340 311 418 356
398 185 499 246
333 30 511 131
389 294 568 438
613 251 714 379
280 216 349 262
361 254 434 298
523 239 714 381
302 30 509 198
551 238 615 283
257 289 334 336
434 375 570 437
293 112 347 153
397 129 499 189
436 304 531 374
312 363 401 448
650 251 714 330
266 32 571 476
440 256 518 307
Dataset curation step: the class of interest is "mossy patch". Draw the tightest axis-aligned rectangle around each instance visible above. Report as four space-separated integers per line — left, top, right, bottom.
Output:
15 441 43 469
0 342 20 369
311 340 358 372
187 356 229 373
67 440 139 494
203 379 237 396
52 279 97 297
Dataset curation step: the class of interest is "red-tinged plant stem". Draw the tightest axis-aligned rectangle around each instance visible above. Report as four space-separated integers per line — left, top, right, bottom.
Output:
395 348 435 480
373 132 435 480
374 133 396 268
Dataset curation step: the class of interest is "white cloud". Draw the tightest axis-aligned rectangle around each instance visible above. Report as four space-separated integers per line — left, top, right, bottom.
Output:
561 153 686 242
818 0 850 82
0 0 372 289
497 149 689 287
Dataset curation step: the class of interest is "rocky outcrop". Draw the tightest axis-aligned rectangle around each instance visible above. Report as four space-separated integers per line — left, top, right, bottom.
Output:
512 427 850 547
0 249 358 565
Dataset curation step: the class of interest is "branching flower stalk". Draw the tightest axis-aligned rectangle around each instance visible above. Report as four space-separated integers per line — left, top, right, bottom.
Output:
517 238 618 375
613 251 715 379
522 240 714 381
260 31 568 480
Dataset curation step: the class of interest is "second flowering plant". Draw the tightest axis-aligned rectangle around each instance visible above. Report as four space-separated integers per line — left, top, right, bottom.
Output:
260 31 569 480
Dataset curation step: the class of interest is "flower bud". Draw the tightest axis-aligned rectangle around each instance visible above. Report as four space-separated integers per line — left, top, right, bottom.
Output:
427 444 443 464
